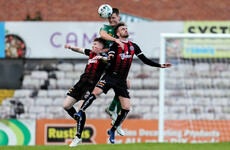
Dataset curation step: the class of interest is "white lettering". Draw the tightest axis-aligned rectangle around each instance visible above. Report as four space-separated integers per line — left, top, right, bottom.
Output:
123 129 137 136
164 130 183 138
190 138 218 143
145 139 158 143
139 129 158 137
170 138 188 143
125 138 141 143
184 130 220 138
88 59 97 65
119 53 132 60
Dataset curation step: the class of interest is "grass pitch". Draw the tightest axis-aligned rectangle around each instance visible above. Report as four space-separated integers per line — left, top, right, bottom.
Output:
0 142 230 150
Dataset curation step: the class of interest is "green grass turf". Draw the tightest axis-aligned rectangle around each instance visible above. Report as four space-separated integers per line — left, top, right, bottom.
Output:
0 142 230 150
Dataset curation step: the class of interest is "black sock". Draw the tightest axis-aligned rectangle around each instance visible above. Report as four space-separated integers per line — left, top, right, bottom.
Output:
111 109 129 131
80 94 96 111
66 107 77 120
76 112 86 138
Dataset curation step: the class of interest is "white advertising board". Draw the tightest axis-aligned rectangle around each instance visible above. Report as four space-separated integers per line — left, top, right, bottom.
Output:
5 21 183 58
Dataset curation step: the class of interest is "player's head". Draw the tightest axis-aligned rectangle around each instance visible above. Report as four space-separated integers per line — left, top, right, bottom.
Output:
108 8 120 27
92 37 106 53
114 22 129 38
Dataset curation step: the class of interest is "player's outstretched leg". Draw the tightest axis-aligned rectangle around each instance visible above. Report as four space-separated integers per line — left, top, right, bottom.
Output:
69 112 86 147
108 109 129 144
111 120 124 136
74 94 96 121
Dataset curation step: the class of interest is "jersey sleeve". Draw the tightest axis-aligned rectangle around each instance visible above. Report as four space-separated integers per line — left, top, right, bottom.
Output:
100 25 108 32
108 42 118 55
84 49 91 56
133 43 161 67
133 43 143 56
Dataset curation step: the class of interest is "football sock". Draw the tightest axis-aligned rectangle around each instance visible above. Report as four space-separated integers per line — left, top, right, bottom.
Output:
109 95 120 111
80 94 96 111
66 107 77 120
111 109 129 131
76 112 86 139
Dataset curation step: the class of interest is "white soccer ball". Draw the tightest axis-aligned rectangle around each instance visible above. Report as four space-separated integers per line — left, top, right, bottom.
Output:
98 4 113 19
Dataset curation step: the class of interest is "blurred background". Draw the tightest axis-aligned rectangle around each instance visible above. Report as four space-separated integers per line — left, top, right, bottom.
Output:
0 0 230 146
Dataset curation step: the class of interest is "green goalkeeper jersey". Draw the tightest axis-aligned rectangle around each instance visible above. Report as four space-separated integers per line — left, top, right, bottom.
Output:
100 24 117 48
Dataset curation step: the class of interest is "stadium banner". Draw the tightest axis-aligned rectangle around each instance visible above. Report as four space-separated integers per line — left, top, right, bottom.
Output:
5 22 183 58
36 119 230 145
164 120 230 143
0 119 36 145
0 22 4 58
183 21 230 58
36 119 158 145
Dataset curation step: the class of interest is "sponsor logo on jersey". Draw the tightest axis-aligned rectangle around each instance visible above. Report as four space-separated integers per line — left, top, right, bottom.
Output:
88 59 98 65
119 53 132 60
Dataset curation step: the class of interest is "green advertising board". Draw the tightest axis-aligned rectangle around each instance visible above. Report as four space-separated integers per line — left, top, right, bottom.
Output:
0 119 35 145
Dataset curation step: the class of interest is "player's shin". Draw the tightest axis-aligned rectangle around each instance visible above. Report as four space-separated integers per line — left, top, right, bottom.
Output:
111 109 129 131
80 94 96 111
76 112 86 139
66 107 77 120
75 94 96 122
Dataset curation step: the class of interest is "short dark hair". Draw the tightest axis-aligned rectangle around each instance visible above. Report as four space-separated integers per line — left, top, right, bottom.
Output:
114 22 126 34
93 37 106 46
112 8 119 16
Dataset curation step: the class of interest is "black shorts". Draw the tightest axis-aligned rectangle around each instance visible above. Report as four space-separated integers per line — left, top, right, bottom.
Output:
67 80 96 102
96 74 130 98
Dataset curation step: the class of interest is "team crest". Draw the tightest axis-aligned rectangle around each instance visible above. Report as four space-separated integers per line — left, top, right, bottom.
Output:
130 46 134 50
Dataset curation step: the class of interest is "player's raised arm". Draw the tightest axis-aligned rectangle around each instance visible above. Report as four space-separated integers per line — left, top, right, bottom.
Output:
100 30 124 49
64 43 84 54
134 43 172 68
100 30 116 42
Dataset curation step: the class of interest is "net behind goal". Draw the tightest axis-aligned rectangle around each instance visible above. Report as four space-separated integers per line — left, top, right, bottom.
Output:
158 34 230 143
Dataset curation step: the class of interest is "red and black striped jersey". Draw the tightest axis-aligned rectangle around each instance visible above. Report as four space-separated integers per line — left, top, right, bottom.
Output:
79 49 107 84
107 41 139 79
108 41 161 79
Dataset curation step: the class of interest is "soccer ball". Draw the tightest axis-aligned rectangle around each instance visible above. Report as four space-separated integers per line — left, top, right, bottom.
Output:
98 4 113 19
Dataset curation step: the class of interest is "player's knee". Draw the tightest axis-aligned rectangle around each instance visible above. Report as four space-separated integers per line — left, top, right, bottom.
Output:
121 105 130 110
92 91 101 98
63 103 70 110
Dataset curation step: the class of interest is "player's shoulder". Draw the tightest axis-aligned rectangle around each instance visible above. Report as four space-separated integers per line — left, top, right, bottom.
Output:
129 41 139 47
84 48 92 55
110 41 118 47
100 24 111 30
